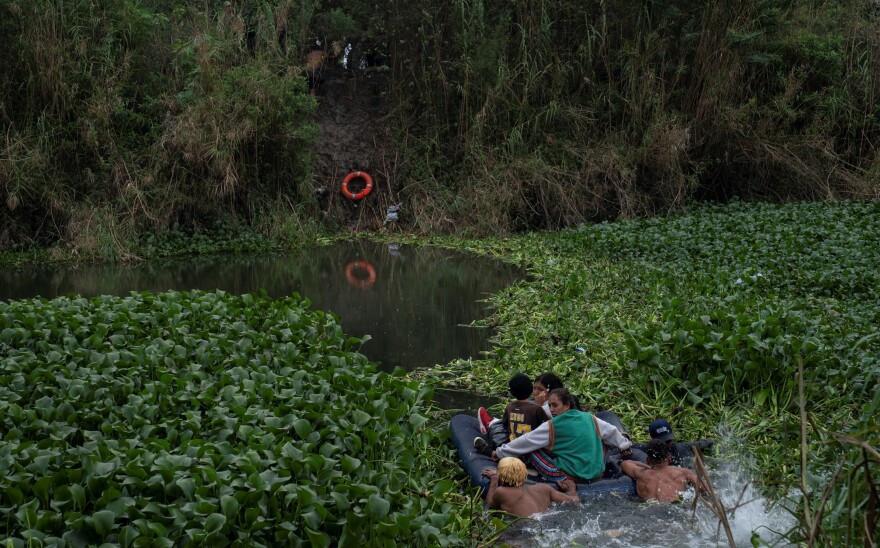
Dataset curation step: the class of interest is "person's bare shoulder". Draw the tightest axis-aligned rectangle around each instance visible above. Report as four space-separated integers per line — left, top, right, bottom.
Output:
621 459 648 477
526 483 554 495
494 485 523 504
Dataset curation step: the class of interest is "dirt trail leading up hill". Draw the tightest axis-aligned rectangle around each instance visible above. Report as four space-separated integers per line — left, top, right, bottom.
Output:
311 64 395 227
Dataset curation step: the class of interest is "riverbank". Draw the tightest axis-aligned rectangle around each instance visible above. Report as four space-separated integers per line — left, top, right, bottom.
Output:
1 199 877 544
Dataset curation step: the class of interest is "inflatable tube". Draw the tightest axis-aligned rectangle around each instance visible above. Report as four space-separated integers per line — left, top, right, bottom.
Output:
344 260 376 290
450 414 637 497
340 171 373 200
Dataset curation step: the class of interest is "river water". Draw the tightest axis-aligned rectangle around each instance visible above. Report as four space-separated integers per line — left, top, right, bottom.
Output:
0 241 523 375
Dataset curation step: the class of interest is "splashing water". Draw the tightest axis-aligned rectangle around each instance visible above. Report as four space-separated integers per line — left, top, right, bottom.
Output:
500 457 797 547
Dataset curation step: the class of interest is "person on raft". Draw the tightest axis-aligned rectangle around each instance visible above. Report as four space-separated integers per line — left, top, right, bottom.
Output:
474 372 550 455
621 439 703 502
491 388 633 483
482 458 580 517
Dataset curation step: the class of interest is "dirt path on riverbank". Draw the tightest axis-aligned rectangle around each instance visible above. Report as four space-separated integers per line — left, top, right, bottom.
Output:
311 64 395 229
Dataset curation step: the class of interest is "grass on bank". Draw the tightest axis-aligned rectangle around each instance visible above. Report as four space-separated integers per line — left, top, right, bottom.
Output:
407 199 879 545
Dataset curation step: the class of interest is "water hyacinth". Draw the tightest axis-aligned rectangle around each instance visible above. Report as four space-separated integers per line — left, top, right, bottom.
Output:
412 200 879 544
0 290 460 546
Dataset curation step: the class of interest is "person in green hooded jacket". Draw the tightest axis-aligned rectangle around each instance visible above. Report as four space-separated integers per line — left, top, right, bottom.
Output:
493 388 632 482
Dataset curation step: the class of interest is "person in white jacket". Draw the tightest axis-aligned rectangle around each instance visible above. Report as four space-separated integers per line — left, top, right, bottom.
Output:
493 388 633 483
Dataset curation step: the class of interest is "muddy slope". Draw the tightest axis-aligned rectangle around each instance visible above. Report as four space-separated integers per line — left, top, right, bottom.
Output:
311 64 396 228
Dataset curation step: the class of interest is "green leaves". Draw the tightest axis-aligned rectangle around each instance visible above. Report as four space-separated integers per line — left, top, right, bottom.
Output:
204 513 226 534
439 200 880 517
0 290 450 545
219 495 239 520
90 510 115 536
367 494 391 518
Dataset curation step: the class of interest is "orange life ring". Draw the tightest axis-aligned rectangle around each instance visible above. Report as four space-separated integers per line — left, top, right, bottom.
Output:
344 260 376 289
340 171 374 200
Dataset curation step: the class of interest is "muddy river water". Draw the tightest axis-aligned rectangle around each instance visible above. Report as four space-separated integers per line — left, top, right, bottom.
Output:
0 241 522 376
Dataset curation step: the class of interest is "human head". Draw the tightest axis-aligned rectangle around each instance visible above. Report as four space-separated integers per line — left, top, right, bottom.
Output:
547 388 576 416
645 439 672 465
533 373 564 405
648 419 675 442
508 372 533 400
497 457 527 487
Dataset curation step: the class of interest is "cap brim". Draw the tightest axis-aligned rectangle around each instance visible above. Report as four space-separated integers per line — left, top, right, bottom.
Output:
654 433 675 442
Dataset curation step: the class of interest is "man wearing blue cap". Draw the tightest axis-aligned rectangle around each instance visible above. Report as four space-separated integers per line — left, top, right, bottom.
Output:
647 418 712 467
648 418 675 441
621 440 703 502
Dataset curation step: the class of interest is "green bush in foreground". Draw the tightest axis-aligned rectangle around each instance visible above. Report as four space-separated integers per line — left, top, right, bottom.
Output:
0 291 462 546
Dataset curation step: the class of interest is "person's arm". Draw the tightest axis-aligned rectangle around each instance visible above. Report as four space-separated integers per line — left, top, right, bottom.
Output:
495 421 552 458
482 468 500 508
482 469 510 509
620 460 648 479
501 406 512 439
549 479 580 505
594 416 632 451
684 468 704 492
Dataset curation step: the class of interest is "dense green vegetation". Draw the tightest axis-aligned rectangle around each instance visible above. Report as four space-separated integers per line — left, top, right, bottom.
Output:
0 291 477 546
0 200 877 544
388 0 880 233
417 199 879 544
1 0 878 540
0 1 320 254
2 1 878 254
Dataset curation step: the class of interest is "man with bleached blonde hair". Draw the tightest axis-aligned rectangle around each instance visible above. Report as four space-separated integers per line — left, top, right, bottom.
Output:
481 458 580 517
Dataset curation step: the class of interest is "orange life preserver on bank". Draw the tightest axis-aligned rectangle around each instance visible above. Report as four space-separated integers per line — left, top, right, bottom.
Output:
344 260 376 290
340 171 373 200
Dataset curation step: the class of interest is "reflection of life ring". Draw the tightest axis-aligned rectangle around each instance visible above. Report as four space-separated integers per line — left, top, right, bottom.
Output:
340 171 373 200
344 261 376 289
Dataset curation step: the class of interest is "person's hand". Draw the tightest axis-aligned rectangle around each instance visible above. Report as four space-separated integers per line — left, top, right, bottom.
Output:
491 451 499 462
481 468 497 479
619 448 633 459
557 479 576 494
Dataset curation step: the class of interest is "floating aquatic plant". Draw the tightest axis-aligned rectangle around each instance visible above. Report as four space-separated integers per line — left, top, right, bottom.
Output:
0 290 463 546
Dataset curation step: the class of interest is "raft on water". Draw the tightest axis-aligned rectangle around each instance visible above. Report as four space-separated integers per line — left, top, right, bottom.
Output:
449 414 636 497
450 414 713 498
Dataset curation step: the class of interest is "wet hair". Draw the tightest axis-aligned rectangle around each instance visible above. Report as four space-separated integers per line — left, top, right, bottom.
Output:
547 388 577 410
497 458 527 487
646 439 671 464
535 373 564 391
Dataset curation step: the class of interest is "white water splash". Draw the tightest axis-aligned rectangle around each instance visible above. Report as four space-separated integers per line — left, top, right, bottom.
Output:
503 454 798 547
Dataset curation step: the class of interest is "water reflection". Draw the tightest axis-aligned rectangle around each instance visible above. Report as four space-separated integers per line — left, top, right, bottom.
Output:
0 241 523 371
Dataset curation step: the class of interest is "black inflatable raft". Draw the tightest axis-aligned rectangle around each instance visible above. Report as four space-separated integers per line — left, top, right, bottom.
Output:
449 414 637 497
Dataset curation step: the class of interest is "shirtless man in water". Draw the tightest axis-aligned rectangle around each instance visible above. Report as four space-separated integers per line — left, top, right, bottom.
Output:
621 439 702 502
482 458 579 517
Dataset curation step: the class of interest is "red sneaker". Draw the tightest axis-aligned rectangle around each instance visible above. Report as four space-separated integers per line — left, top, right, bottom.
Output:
478 407 493 434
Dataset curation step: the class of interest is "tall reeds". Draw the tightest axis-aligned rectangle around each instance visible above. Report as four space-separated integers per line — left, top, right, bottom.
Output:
0 0 321 256
792 356 880 545
383 0 880 233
